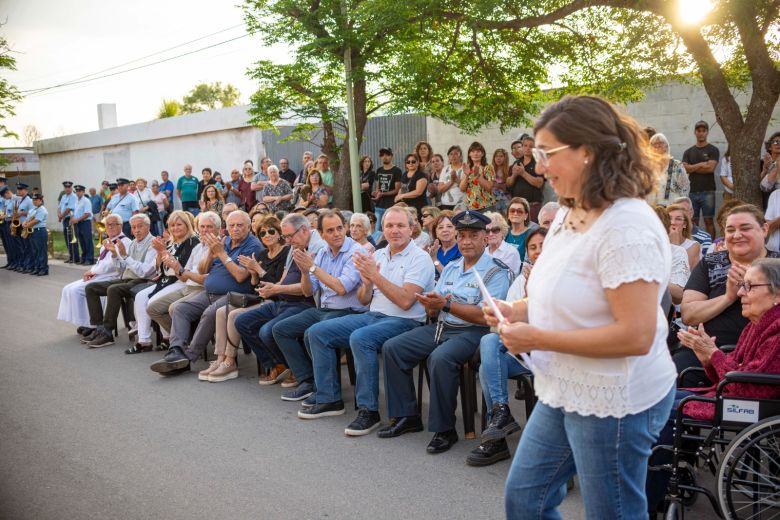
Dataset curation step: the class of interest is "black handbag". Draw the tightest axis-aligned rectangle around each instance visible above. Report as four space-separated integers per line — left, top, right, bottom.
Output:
227 291 263 308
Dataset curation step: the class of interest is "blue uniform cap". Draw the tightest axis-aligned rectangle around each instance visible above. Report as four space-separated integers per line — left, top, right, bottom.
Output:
452 210 490 231
16 183 29 190
31 193 44 200
0 186 8 195
62 181 74 187
116 178 130 185
74 185 86 191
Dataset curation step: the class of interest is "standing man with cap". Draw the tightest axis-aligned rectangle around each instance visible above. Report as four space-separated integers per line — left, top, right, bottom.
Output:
11 183 33 272
380 210 512 452
106 178 141 237
0 185 13 269
58 181 79 263
21 193 49 275
371 148 402 228
682 120 720 239
73 185 94 265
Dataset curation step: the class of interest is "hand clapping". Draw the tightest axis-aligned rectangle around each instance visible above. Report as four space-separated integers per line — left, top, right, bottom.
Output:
353 251 379 283
292 248 314 272
201 232 225 256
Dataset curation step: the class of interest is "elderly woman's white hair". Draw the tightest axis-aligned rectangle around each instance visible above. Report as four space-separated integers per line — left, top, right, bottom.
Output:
197 210 222 229
267 165 280 176
484 211 509 238
649 132 670 149
350 212 371 232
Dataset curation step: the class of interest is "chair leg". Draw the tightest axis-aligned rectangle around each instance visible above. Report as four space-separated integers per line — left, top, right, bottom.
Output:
461 363 476 440
416 360 426 416
480 393 488 432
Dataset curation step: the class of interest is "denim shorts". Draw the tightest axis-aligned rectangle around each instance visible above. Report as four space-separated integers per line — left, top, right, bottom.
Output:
690 191 715 220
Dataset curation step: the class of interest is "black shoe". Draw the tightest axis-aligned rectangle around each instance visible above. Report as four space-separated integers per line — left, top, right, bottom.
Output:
160 366 190 377
36 271 48 276
426 429 458 454
0 264 9 269
76 326 91 336
80 328 100 343
125 342 153 354
150 346 190 374
299 394 316 409
481 403 522 442
281 381 314 401
297 400 345 419
64 259 73 264
377 415 424 438
87 330 115 348
345 408 381 436
155 338 170 351
466 439 511 467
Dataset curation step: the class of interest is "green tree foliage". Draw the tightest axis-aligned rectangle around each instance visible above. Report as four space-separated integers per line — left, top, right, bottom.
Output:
157 99 182 118
181 82 241 114
0 33 22 141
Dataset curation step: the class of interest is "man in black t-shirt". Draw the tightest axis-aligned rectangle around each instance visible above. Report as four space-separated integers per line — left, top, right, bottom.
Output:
371 147 401 229
197 167 217 199
682 120 719 238
278 158 297 186
507 136 544 222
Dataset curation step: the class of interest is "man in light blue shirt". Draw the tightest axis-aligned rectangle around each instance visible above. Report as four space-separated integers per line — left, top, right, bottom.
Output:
22 193 49 275
106 178 140 237
299 206 435 437
11 183 34 272
73 185 94 264
58 181 79 263
0 186 13 269
273 210 367 402
381 210 512 454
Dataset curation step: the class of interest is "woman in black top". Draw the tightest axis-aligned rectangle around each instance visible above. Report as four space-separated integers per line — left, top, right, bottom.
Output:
129 210 199 353
395 153 429 216
359 155 376 212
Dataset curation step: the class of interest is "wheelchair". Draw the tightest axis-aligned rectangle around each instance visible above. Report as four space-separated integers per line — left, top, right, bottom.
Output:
651 367 780 519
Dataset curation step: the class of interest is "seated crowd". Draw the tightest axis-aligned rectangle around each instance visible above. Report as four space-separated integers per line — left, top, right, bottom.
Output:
56 130 780 484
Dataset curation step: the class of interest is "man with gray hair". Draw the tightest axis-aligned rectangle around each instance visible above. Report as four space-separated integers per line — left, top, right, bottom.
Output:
150 210 263 375
81 213 157 347
673 196 713 250
537 201 560 230
231 212 325 383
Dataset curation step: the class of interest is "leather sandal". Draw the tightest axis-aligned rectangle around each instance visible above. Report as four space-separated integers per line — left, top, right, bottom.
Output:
125 342 153 355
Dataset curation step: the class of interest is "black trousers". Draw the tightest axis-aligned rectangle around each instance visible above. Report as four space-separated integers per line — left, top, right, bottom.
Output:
85 278 149 330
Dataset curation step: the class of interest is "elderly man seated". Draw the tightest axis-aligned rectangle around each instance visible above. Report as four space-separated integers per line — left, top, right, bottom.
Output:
299 206 435 437
382 210 512 453
149 210 262 375
58 214 132 330
79 214 157 347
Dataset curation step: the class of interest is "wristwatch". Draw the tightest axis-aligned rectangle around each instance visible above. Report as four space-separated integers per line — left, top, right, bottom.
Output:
224 256 233 264
442 301 451 313
433 260 441 267
309 265 317 274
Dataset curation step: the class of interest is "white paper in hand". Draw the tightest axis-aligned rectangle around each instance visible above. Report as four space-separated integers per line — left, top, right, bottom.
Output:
473 270 534 372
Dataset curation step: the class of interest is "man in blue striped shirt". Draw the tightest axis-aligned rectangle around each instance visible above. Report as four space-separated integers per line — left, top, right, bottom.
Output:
273 209 367 402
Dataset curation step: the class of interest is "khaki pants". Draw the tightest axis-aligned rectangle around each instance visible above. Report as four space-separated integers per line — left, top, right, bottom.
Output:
214 304 263 357
147 284 203 334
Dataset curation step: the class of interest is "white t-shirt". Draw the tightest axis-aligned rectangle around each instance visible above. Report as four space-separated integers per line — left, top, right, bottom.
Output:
526 198 676 418
438 165 465 206
490 240 522 275
670 244 690 288
766 189 780 251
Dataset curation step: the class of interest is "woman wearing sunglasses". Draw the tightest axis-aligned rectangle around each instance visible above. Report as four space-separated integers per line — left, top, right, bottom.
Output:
488 96 676 519
199 214 290 383
483 211 521 275
394 153 429 215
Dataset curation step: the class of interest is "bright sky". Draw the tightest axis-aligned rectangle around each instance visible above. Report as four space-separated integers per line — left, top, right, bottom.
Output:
1 0 281 146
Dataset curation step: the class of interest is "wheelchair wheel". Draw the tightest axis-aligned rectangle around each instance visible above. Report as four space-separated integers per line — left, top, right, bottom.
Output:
678 462 699 507
717 416 780 519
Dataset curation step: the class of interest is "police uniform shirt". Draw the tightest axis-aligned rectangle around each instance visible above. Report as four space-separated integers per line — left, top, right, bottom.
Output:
29 205 48 228
106 192 141 221
435 251 512 326
58 192 77 218
17 195 33 223
73 195 92 220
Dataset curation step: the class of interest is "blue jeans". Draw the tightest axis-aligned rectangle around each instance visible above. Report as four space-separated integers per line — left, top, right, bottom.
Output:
308 312 420 409
478 333 532 412
689 190 715 222
272 307 353 384
505 385 675 520
374 207 386 231
234 301 311 370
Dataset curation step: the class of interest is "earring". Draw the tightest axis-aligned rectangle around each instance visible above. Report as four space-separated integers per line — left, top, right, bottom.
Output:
584 159 589 165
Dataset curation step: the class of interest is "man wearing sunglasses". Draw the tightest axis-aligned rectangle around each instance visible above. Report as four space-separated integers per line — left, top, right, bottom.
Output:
272 209 368 403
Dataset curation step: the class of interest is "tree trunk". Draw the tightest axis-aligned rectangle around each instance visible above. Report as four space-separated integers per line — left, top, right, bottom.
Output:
332 76 368 210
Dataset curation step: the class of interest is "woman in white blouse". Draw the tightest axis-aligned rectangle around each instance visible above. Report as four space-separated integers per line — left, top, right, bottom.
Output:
486 96 676 519
483 211 521 275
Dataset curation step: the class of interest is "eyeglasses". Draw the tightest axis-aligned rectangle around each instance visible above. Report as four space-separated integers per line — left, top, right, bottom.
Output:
737 281 771 293
486 227 502 234
259 229 277 238
508 208 526 215
406 160 418 164
771 140 780 145
281 226 303 241
532 145 570 167
422 213 432 218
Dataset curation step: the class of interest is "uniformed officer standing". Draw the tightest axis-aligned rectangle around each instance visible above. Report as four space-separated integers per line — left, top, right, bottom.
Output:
380 210 512 453
58 181 78 263
11 183 33 272
106 178 140 237
22 193 49 275
72 185 94 264
0 185 13 269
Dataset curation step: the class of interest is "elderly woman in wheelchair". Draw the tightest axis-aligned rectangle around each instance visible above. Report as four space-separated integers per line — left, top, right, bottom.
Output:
647 258 780 519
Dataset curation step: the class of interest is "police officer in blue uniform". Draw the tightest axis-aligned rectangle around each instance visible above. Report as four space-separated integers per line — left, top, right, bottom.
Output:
106 178 140 237
0 185 13 268
11 183 34 272
380 210 513 453
23 193 49 275
58 181 79 263
72 185 94 264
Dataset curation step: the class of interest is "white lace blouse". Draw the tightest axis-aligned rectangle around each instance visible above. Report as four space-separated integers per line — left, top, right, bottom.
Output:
526 198 677 418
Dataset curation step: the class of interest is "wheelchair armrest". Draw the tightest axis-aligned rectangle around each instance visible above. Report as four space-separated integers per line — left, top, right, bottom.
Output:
717 372 780 394
678 366 706 385
719 344 737 353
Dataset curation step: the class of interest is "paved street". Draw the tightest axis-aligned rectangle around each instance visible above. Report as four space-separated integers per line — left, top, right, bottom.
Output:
0 258 717 520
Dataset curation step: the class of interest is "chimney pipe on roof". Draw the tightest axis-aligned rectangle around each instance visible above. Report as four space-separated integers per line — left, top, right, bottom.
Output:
97 104 117 129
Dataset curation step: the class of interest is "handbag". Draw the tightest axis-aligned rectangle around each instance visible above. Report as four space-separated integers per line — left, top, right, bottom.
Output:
227 291 263 308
